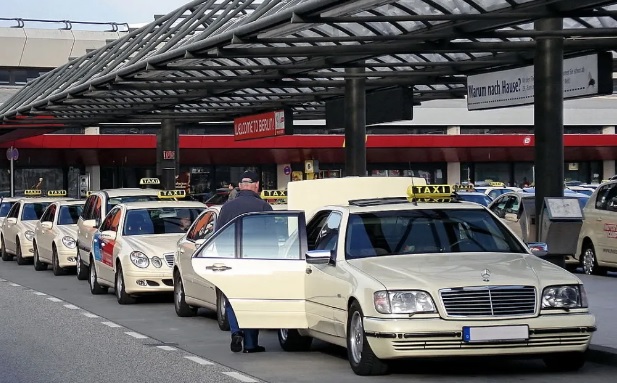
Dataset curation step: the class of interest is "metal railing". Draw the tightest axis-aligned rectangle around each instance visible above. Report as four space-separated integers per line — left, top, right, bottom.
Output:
0 17 129 32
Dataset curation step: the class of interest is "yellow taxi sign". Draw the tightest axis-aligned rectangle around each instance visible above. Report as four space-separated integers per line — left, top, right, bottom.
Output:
407 185 453 200
260 190 287 199
140 178 161 185
453 184 475 192
24 189 42 196
489 181 505 187
158 189 186 199
48 190 67 197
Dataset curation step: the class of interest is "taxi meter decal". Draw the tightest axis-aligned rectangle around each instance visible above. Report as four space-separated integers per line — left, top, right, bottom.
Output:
47 190 67 197
604 223 617 238
158 190 186 198
140 178 161 185
24 189 42 196
407 185 453 202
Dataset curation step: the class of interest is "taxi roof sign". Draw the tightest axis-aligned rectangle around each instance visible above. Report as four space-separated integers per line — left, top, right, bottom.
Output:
48 190 67 197
407 185 453 200
489 181 505 187
453 184 475 192
158 189 186 199
24 189 42 196
261 190 287 199
140 178 161 185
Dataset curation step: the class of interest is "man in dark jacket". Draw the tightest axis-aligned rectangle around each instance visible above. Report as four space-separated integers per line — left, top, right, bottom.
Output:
216 170 272 354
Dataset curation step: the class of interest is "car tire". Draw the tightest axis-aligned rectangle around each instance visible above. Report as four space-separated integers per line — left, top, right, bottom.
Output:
543 351 586 371
278 329 313 352
582 242 606 276
115 263 136 305
88 256 107 295
33 242 47 271
1 236 12 261
15 238 28 265
346 301 389 376
174 272 197 317
216 289 230 331
52 245 66 276
76 249 89 280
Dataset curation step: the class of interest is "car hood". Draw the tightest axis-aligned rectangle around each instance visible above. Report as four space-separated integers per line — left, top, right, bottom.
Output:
347 253 579 290
122 234 184 256
56 225 78 239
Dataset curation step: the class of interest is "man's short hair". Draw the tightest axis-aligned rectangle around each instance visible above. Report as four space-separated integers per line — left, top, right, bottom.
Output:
240 170 259 184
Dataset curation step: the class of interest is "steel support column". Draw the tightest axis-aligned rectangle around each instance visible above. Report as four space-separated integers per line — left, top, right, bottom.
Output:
344 66 367 176
159 119 178 190
534 18 564 237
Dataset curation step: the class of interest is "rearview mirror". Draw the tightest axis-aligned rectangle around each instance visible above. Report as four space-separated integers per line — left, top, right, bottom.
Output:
41 221 53 230
100 230 117 241
527 242 548 257
306 250 333 265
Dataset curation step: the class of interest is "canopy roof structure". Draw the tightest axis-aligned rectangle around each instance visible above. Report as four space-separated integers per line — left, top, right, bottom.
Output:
2 0 617 127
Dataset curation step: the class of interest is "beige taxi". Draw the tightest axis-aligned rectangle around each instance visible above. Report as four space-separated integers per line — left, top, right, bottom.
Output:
76 184 166 281
576 179 617 275
1 191 67 265
188 179 595 376
0 197 19 225
33 200 85 275
89 196 205 304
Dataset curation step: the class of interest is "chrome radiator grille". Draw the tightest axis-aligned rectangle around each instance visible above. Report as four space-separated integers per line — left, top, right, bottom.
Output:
439 286 536 317
164 253 174 267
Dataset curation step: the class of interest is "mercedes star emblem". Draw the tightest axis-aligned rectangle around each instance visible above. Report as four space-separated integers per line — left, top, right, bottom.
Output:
481 269 491 282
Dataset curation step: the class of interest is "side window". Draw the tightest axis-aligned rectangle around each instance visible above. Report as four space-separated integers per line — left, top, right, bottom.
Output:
100 208 121 232
306 211 331 250
82 195 95 219
7 203 20 219
41 205 56 222
92 197 103 225
596 184 617 211
490 196 507 217
241 214 300 259
196 223 236 258
315 212 341 251
189 211 216 241
504 196 520 214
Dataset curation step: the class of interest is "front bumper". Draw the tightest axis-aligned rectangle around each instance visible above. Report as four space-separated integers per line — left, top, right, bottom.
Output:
363 313 596 359
57 247 77 268
20 241 35 259
123 268 174 295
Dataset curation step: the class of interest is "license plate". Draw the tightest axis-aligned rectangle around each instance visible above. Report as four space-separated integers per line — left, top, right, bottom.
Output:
462 325 529 343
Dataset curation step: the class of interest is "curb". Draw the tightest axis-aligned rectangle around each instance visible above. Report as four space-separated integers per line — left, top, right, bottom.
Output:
588 345 617 367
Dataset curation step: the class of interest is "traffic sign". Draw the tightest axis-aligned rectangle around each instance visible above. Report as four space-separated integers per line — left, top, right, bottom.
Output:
6 147 19 161
283 165 291 175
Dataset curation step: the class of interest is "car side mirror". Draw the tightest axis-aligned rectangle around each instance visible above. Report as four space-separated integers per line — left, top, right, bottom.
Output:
306 250 333 265
100 230 117 241
6 217 17 224
505 212 519 222
195 238 206 247
527 242 548 257
41 221 53 230
83 219 97 228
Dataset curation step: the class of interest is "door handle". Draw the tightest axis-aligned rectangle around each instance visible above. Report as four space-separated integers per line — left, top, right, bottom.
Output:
597 218 603 222
206 264 232 272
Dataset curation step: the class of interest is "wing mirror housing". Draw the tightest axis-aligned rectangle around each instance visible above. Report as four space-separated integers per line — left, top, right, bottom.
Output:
306 250 334 265
6 217 17 225
83 219 97 228
504 212 519 222
41 221 53 230
195 238 206 247
527 242 548 257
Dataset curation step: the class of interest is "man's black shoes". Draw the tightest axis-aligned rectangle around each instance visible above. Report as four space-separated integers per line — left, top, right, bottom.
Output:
243 346 266 353
230 333 243 353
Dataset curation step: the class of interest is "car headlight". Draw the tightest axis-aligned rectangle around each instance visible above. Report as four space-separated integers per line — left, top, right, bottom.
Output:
542 285 588 309
62 236 77 249
151 256 162 268
25 230 35 241
130 251 150 268
374 290 437 314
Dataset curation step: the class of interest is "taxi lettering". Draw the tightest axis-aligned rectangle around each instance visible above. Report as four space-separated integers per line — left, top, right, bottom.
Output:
140 178 161 185
158 190 186 198
24 189 42 196
261 190 287 199
47 190 67 197
407 185 452 199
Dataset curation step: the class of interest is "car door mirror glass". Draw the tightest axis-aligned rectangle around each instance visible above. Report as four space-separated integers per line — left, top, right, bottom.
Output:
306 250 332 264
41 221 53 229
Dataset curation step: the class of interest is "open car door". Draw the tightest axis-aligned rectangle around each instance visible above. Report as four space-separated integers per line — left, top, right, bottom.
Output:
191 211 309 329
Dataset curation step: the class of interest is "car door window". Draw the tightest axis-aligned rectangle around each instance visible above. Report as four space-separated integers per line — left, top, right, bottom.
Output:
92 197 103 225
195 223 236 258
188 211 216 241
306 211 331 250
490 196 508 217
241 214 301 259
41 204 55 223
595 184 614 210
100 208 121 232
315 212 341 251
7 203 20 219
82 195 95 219
504 196 520 214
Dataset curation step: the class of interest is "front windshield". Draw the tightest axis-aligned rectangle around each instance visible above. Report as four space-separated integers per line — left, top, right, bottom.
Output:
123 207 204 236
0 201 15 217
21 203 51 221
345 208 526 259
58 205 84 225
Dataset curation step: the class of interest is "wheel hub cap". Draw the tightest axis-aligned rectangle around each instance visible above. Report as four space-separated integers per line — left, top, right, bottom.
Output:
349 312 364 364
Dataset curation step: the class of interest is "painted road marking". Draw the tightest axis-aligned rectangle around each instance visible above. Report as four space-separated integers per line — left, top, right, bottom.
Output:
101 321 122 328
47 297 63 303
156 345 177 351
183 356 213 365
64 304 79 310
9 283 21 287
222 372 259 382
82 312 99 318
33 291 47 296
125 331 148 339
